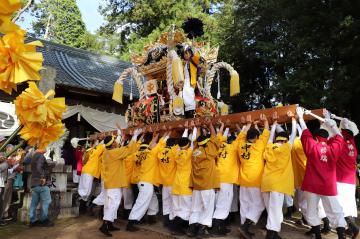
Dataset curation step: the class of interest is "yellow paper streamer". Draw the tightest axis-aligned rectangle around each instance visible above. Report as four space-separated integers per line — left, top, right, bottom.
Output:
230 70 240 96
0 0 22 34
14 82 66 126
0 32 44 94
112 81 124 104
19 122 65 150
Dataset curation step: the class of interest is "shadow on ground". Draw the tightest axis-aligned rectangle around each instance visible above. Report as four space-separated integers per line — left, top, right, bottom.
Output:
1 212 341 239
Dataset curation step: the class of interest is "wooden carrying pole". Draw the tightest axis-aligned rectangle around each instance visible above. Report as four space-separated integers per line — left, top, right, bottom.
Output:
90 105 325 139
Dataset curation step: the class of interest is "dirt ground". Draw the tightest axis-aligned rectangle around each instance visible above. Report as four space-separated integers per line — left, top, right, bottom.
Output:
0 214 340 239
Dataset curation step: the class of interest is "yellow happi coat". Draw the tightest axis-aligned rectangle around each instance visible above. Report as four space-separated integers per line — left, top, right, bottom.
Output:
261 142 295 196
82 144 105 179
216 136 240 184
158 145 179 186
172 147 193 195
136 138 166 187
291 137 307 189
83 147 94 165
190 135 221 190
124 141 141 188
238 129 270 187
102 141 137 189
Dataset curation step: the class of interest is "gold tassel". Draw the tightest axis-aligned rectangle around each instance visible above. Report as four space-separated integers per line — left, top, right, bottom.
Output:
230 70 240 96
172 96 184 115
112 82 123 104
172 57 184 87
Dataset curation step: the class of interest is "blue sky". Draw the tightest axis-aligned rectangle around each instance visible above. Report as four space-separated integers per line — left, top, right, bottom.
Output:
18 0 105 34
77 0 105 33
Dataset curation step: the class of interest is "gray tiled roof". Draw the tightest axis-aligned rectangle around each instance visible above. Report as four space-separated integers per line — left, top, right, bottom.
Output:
31 38 139 97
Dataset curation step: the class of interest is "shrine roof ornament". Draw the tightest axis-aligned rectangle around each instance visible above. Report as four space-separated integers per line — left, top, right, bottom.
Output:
113 21 242 129
130 29 219 69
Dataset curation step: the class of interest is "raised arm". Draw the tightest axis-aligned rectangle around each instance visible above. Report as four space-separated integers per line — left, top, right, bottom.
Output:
235 123 242 134
164 131 171 141
242 115 252 133
190 127 198 149
296 123 303 136
182 128 189 138
276 125 284 133
287 111 297 145
260 113 269 130
208 121 216 137
268 111 278 144
223 128 230 138
296 107 307 130
131 128 142 142
149 132 160 149
202 128 208 136
253 121 260 132
340 118 359 136
324 119 342 137
268 121 277 144
218 120 225 136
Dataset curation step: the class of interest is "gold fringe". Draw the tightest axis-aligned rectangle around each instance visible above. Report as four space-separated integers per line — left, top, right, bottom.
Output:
171 57 184 87
112 82 123 104
230 70 240 96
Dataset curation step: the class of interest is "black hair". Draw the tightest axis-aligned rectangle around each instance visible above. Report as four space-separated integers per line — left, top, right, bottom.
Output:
342 129 354 140
197 135 209 144
64 141 72 149
314 128 329 139
176 44 194 59
166 138 177 147
246 128 260 141
103 136 114 148
78 140 86 147
184 47 194 56
142 133 153 145
227 135 237 144
178 137 190 147
123 139 130 146
275 131 289 140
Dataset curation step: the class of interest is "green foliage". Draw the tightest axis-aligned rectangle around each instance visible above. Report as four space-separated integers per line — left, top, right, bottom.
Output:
26 0 360 127
31 0 89 49
219 0 360 125
99 0 225 60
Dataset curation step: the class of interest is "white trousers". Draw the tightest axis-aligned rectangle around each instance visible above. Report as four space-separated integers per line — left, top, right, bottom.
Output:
213 183 234 219
162 186 173 217
304 191 346 228
78 173 94 201
73 170 80 183
239 186 265 224
189 189 216 227
337 182 357 217
103 188 122 222
93 181 105 206
231 185 239 212
172 195 192 221
284 194 293 207
263 192 284 232
294 189 307 215
122 187 134 210
128 182 159 221
294 189 326 218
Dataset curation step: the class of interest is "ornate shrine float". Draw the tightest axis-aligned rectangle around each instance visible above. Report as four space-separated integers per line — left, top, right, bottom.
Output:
106 20 322 136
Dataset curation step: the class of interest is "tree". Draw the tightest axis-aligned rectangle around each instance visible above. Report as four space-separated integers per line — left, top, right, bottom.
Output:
12 0 34 23
99 0 225 60
30 0 89 49
219 0 360 128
